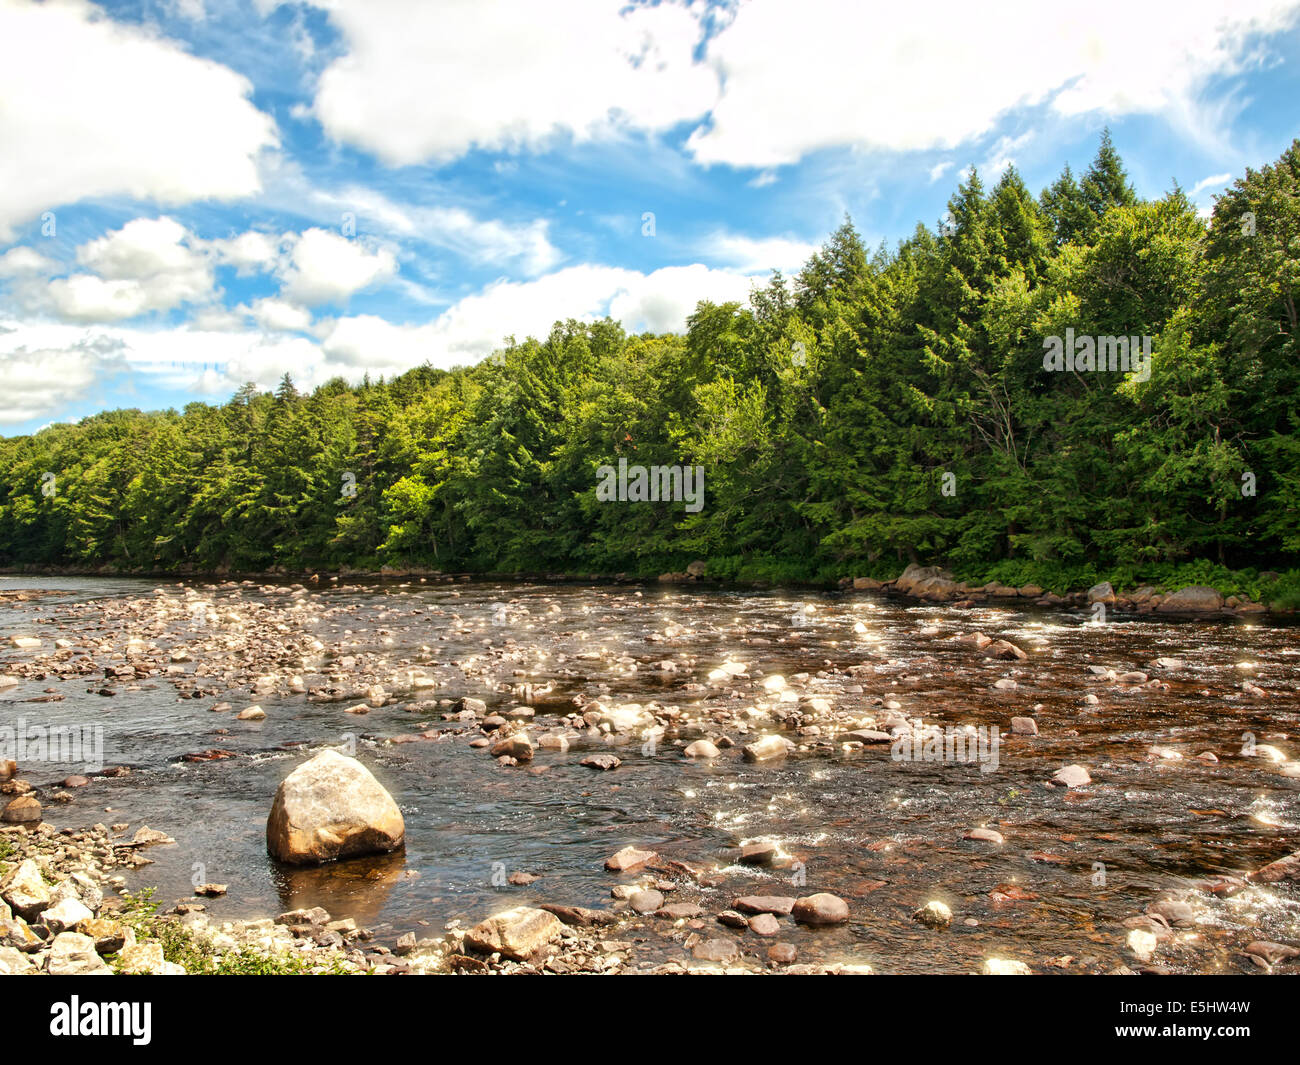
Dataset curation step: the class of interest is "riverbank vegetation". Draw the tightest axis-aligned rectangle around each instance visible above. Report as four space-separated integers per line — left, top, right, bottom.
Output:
1 136 1297 602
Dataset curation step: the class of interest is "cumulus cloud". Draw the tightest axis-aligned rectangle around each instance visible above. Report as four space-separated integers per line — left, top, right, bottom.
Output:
279 228 398 306
292 0 1299 171
45 217 215 322
0 246 57 278
702 232 820 273
307 0 717 165
0 331 127 423
0 0 277 240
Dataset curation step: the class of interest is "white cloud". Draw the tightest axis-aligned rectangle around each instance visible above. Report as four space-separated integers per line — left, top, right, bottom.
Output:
307 0 717 166
0 0 277 240
310 185 561 274
1191 172 1234 196
703 232 819 273
0 246 57 278
0 331 126 423
929 161 955 183
45 217 214 322
687 0 1300 166
210 230 284 274
321 262 763 370
279 228 398 306
247 297 313 332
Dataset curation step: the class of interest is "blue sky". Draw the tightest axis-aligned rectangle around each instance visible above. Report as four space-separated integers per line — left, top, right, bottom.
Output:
1 0 1299 436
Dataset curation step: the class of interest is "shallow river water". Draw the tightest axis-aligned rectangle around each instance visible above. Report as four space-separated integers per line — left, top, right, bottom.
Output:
2 575 1298 973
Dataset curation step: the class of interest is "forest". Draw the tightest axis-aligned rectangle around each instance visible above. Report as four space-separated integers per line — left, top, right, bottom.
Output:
2 135 1298 602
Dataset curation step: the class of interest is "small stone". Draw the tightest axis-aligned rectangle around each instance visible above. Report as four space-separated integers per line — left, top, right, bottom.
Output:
48 931 112 975
1 795 41 825
605 846 657 873
692 938 739 963
1010 717 1038 736
913 900 953 929
236 705 266 720
581 754 621 771
792 893 849 926
683 739 719 759
1050 764 1091 788
1 859 51 920
740 841 778 866
982 957 1033 975
747 913 780 936
464 906 563 961
767 942 798 966
964 827 1004 844
629 889 664 914
742 735 789 762
733 895 796 916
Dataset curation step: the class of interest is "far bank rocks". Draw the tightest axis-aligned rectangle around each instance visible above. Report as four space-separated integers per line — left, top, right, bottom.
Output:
266 750 405 865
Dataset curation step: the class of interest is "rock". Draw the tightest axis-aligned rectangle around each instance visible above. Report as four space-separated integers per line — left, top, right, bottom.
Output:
1010 716 1038 736
538 904 619 928
10 636 41 649
605 846 657 873
1244 941 1300 966
733 895 796 916
740 841 778 866
844 729 892 744
266 749 405 865
47 931 112 975
686 560 707 578
1086 582 1115 605
236 705 266 720
792 893 849 926
982 957 1033 975
77 917 128 954
1050 764 1091 788
0 945 37 974
913 900 953 929
537 733 569 752
42 897 93 934
895 564 947 595
454 697 487 716
490 734 534 761
656 902 704 920
742 735 789 762
684 739 719 759
1127 928 1158 962
131 826 176 846
767 942 798 965
852 577 883 590
1 795 41 825
692 938 739 963
1 859 51 921
1157 586 1224 614
0 916 42 952
748 913 781 936
464 906 563 961
1249 849 1300 884
965 827 1004 844
983 640 1027 661
580 754 621 771
629 889 664 914
117 941 167 975
194 883 227 897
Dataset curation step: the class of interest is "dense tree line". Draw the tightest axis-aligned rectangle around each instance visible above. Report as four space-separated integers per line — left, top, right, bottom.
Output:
2 135 1298 599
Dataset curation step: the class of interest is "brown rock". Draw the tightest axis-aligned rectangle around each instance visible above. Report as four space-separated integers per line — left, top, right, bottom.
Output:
464 906 563 961
792 893 850 926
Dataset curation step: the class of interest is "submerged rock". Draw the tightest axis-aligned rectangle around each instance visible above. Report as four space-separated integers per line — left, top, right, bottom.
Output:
266 750 405 865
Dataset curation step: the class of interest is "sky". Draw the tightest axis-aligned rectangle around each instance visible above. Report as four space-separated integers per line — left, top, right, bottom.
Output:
1 0 1299 436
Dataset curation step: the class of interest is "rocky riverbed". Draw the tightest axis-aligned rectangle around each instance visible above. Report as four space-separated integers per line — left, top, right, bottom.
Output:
2 575 1299 974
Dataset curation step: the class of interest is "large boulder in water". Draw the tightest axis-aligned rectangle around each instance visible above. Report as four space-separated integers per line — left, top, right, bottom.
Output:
266 750 405 865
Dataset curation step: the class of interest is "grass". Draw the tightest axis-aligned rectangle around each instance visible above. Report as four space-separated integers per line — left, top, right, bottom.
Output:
111 888 354 976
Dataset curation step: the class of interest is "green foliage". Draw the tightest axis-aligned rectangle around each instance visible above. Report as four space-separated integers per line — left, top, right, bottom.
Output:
1 135 1298 591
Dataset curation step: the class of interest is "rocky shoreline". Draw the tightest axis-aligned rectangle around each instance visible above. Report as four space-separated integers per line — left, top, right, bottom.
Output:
2 561 1291 618
3 578 1299 975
